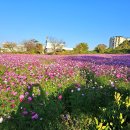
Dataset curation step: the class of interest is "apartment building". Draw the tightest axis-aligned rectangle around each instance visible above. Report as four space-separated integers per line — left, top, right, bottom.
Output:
109 36 130 48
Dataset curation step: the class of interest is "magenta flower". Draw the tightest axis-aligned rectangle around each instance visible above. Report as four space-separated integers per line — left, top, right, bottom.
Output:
116 74 121 78
22 111 28 116
25 92 29 96
7 87 10 91
58 95 62 100
27 86 31 90
19 95 24 102
76 83 81 88
28 96 33 101
46 92 49 95
11 82 15 86
11 91 17 96
32 113 38 120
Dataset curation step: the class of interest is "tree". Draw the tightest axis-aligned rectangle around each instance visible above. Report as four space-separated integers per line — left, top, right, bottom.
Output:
35 43 44 54
95 44 107 53
74 42 89 54
116 40 130 50
24 39 37 53
23 39 43 54
111 40 130 54
45 37 65 54
3 42 17 52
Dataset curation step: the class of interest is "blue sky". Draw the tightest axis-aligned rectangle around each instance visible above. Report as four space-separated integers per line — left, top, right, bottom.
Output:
0 0 130 50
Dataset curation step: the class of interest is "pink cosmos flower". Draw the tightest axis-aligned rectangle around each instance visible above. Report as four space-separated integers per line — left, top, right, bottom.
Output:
11 82 15 86
19 95 24 102
58 95 62 100
116 74 121 78
25 92 29 96
7 87 10 91
11 91 17 96
28 96 32 101
22 111 28 116
46 92 49 95
28 86 31 89
32 113 38 120
75 83 81 88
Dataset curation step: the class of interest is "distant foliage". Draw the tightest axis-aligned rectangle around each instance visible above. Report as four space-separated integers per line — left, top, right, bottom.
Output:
23 39 44 54
95 44 107 53
116 40 130 50
74 42 89 54
35 43 44 54
3 42 17 52
105 40 130 54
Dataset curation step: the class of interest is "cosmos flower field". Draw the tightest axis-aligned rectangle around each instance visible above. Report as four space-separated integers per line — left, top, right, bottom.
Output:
0 54 130 130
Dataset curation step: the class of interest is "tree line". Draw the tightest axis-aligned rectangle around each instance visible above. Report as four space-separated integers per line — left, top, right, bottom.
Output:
0 38 130 54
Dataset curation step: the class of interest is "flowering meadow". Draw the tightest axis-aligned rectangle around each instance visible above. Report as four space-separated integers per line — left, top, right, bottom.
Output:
0 54 130 130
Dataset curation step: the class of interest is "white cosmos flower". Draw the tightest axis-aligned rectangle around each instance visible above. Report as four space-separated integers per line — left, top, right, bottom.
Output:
0 117 3 123
40 118 43 120
82 93 85 96
71 90 74 93
4 80 7 84
77 88 81 91
100 86 103 88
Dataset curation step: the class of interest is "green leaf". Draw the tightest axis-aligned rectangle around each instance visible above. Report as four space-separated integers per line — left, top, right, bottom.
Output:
98 123 103 129
119 113 123 119
95 117 98 125
121 119 125 124
110 122 113 126
102 126 106 129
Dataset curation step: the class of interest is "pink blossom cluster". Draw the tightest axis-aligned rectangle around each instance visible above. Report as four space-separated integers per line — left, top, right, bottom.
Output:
0 54 130 120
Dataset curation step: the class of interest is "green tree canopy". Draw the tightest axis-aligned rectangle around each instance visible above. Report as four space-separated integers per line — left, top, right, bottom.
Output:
74 42 89 54
95 44 107 53
35 43 44 54
23 39 43 54
116 40 130 50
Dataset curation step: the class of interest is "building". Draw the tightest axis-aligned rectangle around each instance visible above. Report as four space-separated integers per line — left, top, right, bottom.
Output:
45 38 73 53
109 36 130 48
13 44 27 52
62 47 73 51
